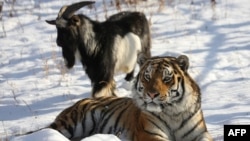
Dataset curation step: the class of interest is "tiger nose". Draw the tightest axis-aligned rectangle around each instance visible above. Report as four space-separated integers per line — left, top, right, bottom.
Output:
147 92 160 99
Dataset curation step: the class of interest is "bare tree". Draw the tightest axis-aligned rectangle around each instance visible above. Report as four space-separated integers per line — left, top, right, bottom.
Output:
0 1 3 20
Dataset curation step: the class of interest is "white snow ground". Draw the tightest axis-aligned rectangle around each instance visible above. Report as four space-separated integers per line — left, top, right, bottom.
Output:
0 0 250 141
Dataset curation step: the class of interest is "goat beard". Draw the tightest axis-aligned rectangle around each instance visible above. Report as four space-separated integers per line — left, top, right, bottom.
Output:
62 50 75 69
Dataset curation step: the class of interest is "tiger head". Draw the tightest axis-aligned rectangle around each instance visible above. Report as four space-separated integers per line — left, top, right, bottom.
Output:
133 55 199 113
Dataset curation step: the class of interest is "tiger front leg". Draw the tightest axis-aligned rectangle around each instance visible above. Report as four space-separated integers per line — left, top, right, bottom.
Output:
136 134 172 141
195 132 214 141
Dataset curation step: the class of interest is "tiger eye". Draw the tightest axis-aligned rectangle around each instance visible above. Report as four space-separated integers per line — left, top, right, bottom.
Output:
144 74 150 80
139 86 143 92
163 76 172 83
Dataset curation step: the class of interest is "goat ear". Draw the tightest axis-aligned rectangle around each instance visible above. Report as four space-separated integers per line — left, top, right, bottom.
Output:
71 16 80 26
46 20 56 25
177 55 189 72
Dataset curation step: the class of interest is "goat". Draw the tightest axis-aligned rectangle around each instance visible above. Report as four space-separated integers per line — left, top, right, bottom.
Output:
46 1 151 98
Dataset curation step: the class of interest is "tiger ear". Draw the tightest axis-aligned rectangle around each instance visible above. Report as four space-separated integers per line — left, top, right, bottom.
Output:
177 55 189 72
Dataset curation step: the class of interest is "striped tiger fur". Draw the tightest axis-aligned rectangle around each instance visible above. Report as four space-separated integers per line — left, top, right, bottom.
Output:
47 55 213 141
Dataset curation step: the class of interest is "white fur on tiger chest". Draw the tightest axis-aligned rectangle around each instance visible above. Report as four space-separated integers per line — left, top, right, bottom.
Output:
113 33 141 74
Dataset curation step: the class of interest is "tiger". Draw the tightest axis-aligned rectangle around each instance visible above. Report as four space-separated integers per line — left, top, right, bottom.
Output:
42 55 213 141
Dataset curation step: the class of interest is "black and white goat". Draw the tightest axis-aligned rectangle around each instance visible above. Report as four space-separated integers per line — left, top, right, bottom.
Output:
46 1 151 98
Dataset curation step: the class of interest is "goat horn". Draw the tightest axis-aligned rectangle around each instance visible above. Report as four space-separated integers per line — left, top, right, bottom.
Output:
58 1 95 19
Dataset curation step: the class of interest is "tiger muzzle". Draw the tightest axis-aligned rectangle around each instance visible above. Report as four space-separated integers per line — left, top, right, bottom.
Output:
147 92 160 99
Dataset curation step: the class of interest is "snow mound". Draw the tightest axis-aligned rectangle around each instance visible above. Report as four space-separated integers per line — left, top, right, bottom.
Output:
81 134 121 141
10 129 69 141
10 129 121 141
